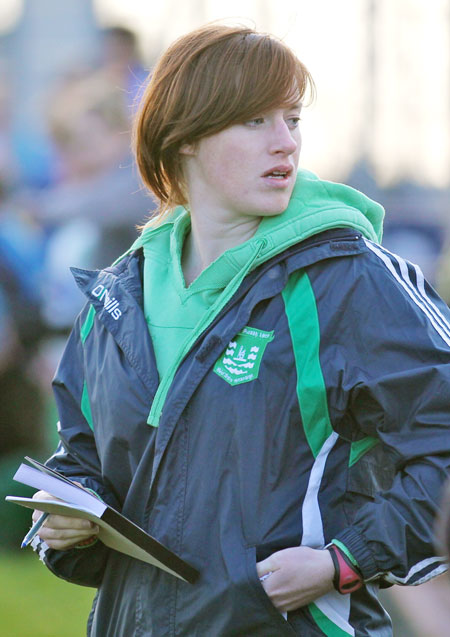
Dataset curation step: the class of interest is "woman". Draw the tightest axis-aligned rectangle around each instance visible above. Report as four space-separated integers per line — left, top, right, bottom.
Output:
31 24 450 636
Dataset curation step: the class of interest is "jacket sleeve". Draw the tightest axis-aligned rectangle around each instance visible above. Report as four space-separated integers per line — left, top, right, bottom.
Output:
327 243 450 586
33 304 119 588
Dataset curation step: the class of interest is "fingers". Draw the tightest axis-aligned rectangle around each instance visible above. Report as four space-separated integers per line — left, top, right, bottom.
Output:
33 513 97 532
30 489 99 550
256 556 276 579
38 516 98 535
37 518 99 550
257 547 336 612
37 520 99 550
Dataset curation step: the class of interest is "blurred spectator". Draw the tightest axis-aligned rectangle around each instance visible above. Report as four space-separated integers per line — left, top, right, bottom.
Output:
0 287 17 374
101 26 148 113
0 62 48 492
9 0 100 190
0 204 46 456
346 161 448 285
435 476 450 561
0 206 45 340
32 68 154 330
382 222 444 285
435 243 450 306
383 575 450 637
0 63 19 193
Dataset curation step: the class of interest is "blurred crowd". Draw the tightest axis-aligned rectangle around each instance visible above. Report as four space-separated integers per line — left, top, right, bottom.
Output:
0 25 156 516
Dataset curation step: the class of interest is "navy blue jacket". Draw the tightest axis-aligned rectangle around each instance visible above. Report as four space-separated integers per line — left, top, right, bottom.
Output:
35 229 450 636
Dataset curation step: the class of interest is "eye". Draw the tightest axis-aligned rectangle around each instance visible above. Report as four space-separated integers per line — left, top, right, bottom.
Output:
244 117 265 127
286 116 301 129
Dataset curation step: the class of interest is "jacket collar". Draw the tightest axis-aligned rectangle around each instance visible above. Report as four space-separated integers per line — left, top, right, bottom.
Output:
71 252 158 396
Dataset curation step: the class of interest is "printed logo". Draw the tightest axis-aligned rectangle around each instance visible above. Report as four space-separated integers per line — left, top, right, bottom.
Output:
213 326 274 386
91 284 122 321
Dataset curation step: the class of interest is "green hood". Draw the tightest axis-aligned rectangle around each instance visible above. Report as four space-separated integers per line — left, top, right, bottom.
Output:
261 168 383 242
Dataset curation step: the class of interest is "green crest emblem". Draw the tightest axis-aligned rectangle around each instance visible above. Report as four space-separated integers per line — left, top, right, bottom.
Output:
213 326 274 386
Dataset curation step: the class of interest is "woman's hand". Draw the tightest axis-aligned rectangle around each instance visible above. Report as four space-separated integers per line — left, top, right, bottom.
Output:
256 546 335 612
31 489 99 551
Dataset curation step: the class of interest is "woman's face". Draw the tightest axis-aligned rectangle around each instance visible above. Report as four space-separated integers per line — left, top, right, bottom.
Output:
181 104 301 223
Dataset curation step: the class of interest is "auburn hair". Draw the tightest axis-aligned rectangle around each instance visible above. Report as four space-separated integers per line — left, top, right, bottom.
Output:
133 24 314 224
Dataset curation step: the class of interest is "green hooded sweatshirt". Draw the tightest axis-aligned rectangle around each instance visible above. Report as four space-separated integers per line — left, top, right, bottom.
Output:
132 169 384 428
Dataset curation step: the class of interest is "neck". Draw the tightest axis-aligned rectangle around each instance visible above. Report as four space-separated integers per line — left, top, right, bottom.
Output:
181 207 260 286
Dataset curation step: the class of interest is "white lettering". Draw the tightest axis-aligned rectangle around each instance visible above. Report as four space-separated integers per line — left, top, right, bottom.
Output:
111 308 122 321
91 284 122 320
105 297 117 310
92 284 104 297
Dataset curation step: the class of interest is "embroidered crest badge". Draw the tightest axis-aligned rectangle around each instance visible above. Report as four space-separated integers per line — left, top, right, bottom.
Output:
213 326 274 386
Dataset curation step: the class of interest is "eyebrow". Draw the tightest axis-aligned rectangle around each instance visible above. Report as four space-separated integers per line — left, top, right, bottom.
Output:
285 102 303 111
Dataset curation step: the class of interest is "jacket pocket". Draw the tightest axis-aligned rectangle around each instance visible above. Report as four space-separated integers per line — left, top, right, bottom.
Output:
245 547 335 636
244 546 297 636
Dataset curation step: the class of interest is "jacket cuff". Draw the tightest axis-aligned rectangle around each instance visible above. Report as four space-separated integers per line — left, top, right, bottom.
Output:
332 527 379 580
330 538 360 569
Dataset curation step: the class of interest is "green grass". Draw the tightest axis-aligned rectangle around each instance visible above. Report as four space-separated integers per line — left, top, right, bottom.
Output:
0 550 95 637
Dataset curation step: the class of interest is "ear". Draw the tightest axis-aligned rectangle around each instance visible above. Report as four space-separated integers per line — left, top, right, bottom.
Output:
179 143 196 156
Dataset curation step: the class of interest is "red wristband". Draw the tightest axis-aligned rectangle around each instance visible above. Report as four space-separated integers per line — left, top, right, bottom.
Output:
328 544 363 594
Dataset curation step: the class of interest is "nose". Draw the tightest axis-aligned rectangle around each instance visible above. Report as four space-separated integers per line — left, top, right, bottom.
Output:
269 119 298 156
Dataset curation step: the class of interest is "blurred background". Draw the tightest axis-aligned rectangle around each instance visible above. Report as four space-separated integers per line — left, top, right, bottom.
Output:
0 0 449 634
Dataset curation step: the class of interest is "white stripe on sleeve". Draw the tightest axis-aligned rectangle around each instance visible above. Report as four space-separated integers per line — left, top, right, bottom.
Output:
364 240 450 348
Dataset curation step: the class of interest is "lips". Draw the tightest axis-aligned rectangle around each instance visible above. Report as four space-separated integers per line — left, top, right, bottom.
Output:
262 165 293 179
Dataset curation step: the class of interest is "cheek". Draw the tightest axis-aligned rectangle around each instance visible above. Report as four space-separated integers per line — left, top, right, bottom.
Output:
209 150 246 186
198 141 232 177
294 132 302 161
197 134 254 194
